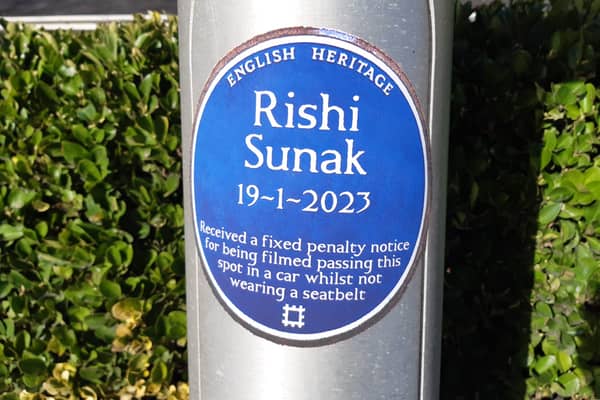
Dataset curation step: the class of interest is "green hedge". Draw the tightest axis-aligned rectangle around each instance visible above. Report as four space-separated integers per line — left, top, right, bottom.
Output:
530 81 600 398
0 14 186 399
444 1 599 399
0 1 599 399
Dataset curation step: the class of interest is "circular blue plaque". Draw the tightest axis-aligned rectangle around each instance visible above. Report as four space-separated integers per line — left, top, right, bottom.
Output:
192 28 429 344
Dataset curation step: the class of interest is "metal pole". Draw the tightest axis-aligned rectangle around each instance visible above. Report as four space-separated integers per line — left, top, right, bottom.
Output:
178 1 452 399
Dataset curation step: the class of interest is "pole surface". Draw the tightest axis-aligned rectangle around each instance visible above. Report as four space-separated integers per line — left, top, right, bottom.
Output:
178 1 453 399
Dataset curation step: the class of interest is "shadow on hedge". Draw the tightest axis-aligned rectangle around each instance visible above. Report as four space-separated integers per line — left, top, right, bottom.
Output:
443 1 600 398
442 2 545 398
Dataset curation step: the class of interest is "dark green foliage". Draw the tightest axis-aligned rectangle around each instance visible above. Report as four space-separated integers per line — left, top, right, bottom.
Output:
0 14 187 399
527 83 600 398
444 1 600 398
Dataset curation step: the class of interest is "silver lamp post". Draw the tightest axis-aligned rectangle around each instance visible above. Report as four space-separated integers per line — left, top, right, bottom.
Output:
178 1 453 399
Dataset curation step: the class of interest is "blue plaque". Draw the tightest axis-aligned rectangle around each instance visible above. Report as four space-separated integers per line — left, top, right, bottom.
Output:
192 28 430 344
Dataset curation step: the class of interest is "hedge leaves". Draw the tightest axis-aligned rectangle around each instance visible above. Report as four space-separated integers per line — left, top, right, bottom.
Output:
527 82 600 399
445 1 600 398
0 13 186 399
